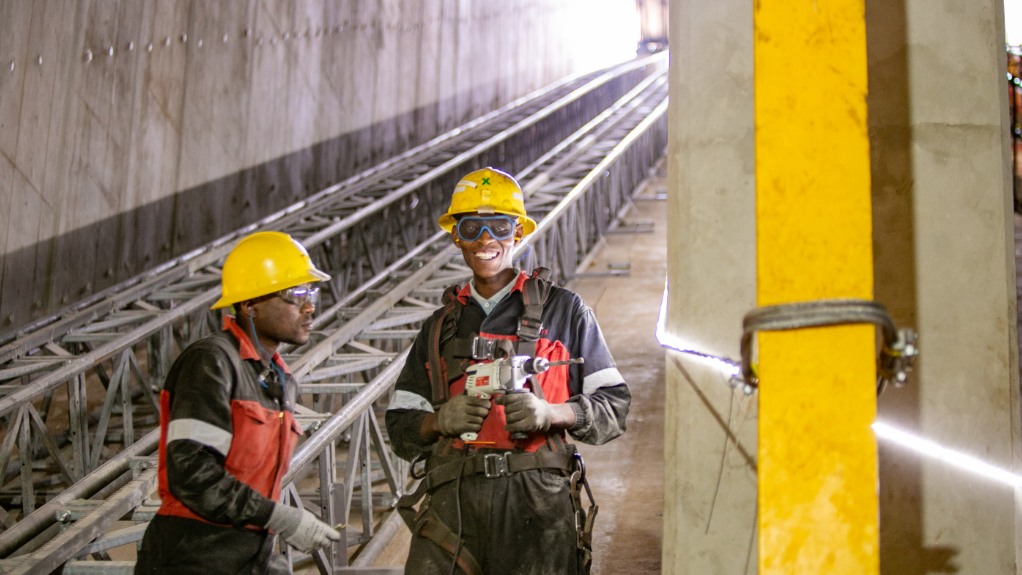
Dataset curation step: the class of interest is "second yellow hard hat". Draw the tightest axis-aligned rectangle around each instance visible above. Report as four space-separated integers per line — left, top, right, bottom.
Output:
212 232 331 309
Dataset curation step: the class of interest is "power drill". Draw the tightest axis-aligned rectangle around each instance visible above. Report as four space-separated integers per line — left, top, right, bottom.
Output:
461 355 584 442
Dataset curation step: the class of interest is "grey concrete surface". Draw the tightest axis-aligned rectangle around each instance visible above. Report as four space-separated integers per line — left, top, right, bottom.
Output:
0 0 637 330
662 0 758 573
868 1 1022 573
569 172 667 575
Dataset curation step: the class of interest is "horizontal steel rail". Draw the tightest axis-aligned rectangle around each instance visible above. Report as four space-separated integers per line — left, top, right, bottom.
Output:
0 57 670 574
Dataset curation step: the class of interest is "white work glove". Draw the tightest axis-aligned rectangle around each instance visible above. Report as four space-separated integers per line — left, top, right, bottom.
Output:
265 503 340 553
497 392 553 433
438 394 492 436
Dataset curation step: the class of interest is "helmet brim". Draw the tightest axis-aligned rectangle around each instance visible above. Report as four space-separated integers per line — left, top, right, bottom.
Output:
211 268 332 309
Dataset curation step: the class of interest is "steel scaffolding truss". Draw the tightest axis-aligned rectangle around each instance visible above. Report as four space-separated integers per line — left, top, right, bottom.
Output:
0 52 668 575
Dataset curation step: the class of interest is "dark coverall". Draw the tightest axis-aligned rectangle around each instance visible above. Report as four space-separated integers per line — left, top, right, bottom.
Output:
135 317 303 575
386 271 630 575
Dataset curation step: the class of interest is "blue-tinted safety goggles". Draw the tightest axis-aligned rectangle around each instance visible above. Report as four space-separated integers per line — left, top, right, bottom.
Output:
276 284 320 308
455 215 518 242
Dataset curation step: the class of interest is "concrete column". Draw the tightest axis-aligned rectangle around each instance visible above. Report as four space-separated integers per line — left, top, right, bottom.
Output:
663 0 757 573
667 0 1017 572
868 0 1021 572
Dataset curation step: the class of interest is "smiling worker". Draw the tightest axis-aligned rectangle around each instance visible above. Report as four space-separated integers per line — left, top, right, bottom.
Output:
387 168 630 575
135 232 339 575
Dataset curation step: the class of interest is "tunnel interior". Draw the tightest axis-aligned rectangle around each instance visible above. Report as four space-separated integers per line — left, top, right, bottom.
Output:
0 0 1020 574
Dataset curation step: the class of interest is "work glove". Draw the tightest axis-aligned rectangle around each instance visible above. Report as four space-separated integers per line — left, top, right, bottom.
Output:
438 394 492 436
497 392 553 433
265 503 341 553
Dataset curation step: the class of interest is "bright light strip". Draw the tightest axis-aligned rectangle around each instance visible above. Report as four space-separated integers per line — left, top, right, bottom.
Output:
872 421 1022 488
654 279 741 377
655 276 1022 488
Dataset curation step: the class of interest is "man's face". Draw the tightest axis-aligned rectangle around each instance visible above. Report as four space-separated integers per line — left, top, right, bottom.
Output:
452 213 525 280
247 284 317 346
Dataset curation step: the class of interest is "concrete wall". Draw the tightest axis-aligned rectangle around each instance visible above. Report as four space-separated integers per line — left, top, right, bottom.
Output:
868 0 1021 572
663 0 758 573
0 0 639 331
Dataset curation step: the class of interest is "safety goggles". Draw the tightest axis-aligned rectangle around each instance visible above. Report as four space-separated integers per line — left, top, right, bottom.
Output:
276 285 320 308
455 215 518 242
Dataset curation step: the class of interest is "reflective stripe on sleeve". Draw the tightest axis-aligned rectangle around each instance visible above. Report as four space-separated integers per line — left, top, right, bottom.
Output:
582 367 625 394
166 418 234 456
388 390 434 413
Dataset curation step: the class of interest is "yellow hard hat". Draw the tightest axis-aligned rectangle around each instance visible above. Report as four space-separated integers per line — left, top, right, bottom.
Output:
437 168 537 236
211 232 331 309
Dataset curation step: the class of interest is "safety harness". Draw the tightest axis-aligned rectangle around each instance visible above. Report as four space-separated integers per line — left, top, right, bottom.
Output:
397 268 598 575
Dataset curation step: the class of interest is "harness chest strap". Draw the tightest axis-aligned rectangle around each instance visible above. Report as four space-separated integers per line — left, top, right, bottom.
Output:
515 268 552 361
517 269 552 408
428 285 463 408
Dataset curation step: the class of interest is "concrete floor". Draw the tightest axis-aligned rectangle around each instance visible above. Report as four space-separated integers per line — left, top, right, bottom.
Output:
570 169 667 574
364 167 669 573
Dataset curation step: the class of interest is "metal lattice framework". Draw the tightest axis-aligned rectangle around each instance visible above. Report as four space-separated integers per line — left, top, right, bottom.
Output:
0 52 669 575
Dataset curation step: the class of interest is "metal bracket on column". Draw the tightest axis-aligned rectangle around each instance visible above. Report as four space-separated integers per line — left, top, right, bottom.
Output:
740 298 919 393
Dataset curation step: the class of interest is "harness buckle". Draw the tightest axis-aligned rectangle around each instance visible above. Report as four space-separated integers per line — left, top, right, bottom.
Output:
517 317 543 341
471 336 496 361
483 453 511 478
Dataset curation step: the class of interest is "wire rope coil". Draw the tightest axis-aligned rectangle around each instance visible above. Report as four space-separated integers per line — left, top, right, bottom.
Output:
740 298 918 393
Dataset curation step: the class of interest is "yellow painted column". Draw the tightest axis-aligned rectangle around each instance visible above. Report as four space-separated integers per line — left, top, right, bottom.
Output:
754 0 878 573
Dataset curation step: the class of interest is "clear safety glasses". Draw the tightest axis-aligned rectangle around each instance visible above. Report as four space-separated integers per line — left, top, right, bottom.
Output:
455 215 518 242
276 285 320 308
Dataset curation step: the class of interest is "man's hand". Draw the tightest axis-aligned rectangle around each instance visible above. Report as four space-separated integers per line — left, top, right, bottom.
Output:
497 392 554 433
437 394 492 436
266 503 341 553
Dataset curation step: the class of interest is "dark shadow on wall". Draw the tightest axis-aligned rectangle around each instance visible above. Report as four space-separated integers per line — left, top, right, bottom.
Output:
0 94 469 333
866 0 960 572
0 65 652 337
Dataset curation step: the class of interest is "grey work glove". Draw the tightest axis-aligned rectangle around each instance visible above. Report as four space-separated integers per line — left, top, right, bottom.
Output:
265 503 340 553
497 392 553 433
438 394 491 436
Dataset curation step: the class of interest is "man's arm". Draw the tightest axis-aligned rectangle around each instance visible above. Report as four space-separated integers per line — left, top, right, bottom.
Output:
564 300 631 444
564 383 631 444
386 326 441 461
163 344 275 527
386 405 435 461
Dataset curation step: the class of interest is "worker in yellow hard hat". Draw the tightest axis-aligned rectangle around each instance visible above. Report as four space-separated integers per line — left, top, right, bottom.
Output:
136 232 340 575
388 168 630 575
435 166 538 299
